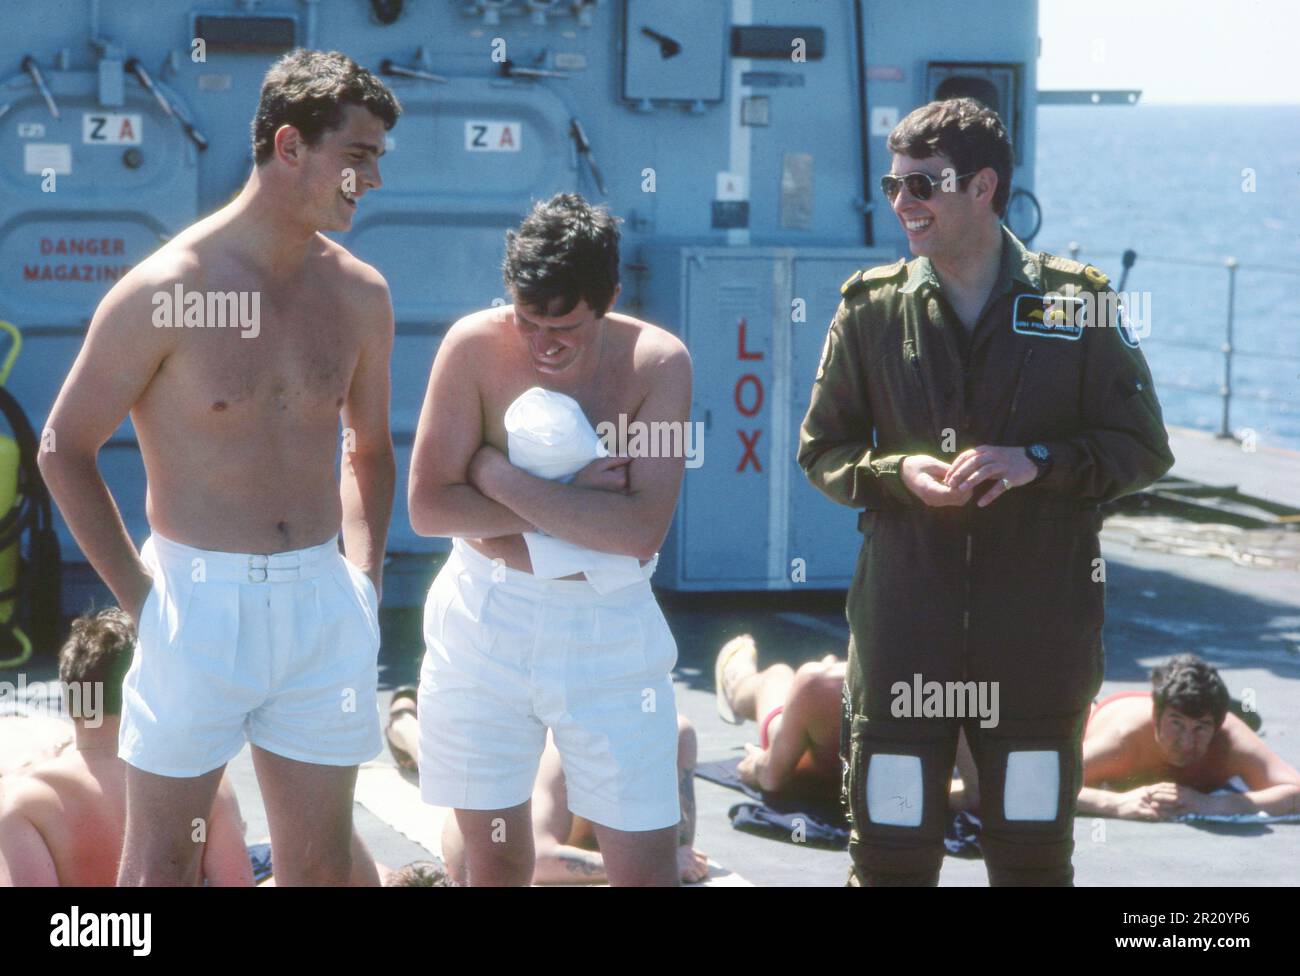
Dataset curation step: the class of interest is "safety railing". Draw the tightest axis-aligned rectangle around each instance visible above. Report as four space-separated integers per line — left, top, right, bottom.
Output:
1063 244 1300 442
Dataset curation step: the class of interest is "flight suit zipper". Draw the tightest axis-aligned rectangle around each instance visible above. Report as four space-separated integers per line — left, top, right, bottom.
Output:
962 531 972 682
1008 347 1035 416
958 317 977 684
905 339 942 447
956 330 975 686
994 346 1036 446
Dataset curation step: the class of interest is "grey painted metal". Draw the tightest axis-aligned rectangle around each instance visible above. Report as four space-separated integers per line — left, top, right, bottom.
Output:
0 0 1039 601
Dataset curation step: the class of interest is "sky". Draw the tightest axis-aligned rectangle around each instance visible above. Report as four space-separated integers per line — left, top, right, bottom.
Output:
1038 0 1300 104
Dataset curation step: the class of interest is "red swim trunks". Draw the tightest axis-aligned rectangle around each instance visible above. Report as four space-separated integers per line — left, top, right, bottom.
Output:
759 705 785 750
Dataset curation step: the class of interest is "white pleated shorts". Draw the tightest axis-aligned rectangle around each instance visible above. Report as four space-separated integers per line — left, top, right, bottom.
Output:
118 531 383 778
418 539 680 832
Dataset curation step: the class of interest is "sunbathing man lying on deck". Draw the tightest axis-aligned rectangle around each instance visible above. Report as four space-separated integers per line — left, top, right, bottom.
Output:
1075 654 1300 821
0 609 253 886
0 608 385 887
385 689 709 884
715 639 1298 824
714 634 977 808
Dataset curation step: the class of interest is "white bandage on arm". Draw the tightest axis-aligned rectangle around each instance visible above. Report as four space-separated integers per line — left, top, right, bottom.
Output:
504 387 647 592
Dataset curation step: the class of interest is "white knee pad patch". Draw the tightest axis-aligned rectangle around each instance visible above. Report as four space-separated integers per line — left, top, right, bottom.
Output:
866 753 923 827
1003 750 1060 821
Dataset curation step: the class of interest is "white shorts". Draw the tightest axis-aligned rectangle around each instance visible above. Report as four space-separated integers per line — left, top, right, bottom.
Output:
118 531 382 778
418 539 680 832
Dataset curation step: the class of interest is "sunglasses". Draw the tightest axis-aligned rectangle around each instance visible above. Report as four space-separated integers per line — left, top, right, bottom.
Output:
880 170 977 202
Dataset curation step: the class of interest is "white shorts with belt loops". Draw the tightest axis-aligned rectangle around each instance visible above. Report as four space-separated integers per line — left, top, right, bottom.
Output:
418 539 680 832
118 531 383 778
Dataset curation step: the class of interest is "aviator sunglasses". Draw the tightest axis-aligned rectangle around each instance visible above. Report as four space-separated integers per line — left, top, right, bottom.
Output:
880 170 977 202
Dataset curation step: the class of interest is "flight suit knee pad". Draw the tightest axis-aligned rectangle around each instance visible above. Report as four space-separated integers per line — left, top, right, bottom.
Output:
845 714 958 885
968 713 1086 886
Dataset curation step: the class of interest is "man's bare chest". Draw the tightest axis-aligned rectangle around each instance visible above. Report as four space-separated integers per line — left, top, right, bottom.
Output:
481 363 643 451
152 313 359 425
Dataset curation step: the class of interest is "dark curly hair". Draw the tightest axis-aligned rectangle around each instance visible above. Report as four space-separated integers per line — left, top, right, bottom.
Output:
58 607 136 719
1151 654 1229 728
251 49 401 165
502 193 622 317
387 860 458 887
887 97 1013 217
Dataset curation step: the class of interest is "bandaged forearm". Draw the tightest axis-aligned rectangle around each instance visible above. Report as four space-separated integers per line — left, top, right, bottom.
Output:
500 387 653 590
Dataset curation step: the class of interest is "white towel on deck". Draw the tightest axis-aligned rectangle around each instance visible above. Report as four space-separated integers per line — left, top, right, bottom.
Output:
504 386 652 593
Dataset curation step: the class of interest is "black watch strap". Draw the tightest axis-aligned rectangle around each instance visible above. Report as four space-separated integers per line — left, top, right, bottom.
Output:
1025 443 1053 484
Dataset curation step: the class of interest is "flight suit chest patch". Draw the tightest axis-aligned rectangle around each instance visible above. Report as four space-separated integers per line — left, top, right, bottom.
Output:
1012 293 1085 341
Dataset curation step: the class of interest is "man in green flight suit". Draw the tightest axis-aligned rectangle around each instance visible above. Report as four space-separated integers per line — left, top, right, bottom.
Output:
798 98 1174 886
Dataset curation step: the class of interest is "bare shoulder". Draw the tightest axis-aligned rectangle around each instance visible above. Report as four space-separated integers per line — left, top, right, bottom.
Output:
442 305 512 355
318 238 393 321
97 235 204 322
1089 697 1151 747
423 307 511 406
1220 711 1255 742
0 781 35 841
1114 697 1157 740
1220 713 1285 764
1082 709 1145 786
610 313 690 375
1206 715 1300 789
0 771 56 822
319 236 389 293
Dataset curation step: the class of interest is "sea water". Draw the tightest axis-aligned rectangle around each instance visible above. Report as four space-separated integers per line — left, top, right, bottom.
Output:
1035 104 1300 451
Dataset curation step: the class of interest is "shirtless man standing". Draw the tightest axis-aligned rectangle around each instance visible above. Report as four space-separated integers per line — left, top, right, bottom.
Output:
1077 655 1300 820
38 50 399 886
408 193 692 886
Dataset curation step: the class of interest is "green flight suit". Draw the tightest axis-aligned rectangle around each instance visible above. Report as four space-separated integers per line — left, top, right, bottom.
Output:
798 225 1174 885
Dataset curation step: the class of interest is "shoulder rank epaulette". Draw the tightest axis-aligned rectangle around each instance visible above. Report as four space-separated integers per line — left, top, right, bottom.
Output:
1041 253 1110 288
1081 264 1110 288
840 258 906 299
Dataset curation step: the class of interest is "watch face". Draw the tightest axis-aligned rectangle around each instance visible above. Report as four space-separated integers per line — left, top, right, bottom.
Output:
1030 443 1050 461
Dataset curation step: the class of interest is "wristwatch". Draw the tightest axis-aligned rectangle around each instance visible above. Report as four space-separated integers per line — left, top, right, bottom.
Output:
1025 443 1053 484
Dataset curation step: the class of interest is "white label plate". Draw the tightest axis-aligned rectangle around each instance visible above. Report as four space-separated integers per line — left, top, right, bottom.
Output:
464 120 521 152
82 113 143 145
